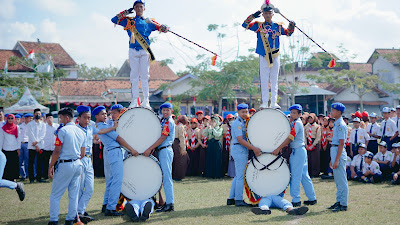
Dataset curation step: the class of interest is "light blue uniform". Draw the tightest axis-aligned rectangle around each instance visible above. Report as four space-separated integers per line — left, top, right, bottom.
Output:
229 116 248 201
331 117 349 206
97 122 123 211
77 124 99 214
127 198 155 218
288 118 316 203
259 192 292 211
49 122 85 222
158 116 175 204
0 150 17 189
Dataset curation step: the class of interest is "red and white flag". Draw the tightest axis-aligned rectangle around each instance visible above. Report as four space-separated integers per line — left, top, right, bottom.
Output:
26 49 35 59
193 96 196 106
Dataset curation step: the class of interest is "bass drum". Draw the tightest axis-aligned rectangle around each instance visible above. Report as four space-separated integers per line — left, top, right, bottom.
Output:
246 108 290 153
245 154 290 197
121 155 163 201
116 107 161 154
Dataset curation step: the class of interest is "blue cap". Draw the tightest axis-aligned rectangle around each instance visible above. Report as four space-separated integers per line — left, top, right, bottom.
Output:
289 104 303 111
92 106 106 116
133 0 145 7
160 102 173 110
237 103 249 111
24 113 33 118
15 114 21 119
4 114 9 117
111 104 124 111
331 103 345 112
16 113 23 117
77 105 91 114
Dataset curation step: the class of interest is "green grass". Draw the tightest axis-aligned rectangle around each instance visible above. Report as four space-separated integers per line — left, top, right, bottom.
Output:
0 176 398 224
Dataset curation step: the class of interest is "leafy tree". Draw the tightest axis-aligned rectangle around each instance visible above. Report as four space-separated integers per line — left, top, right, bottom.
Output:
78 64 118 80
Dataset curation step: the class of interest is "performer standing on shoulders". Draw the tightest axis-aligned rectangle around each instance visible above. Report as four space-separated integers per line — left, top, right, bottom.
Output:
242 1 295 109
111 0 169 108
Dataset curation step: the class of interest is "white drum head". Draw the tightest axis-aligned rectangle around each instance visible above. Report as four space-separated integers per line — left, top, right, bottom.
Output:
121 155 163 201
246 109 290 153
245 154 290 197
116 107 161 154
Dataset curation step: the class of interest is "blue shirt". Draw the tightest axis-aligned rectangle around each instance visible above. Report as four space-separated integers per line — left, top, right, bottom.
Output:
77 123 99 155
96 122 120 151
242 21 292 57
231 117 247 145
56 122 86 160
332 117 348 146
159 116 175 148
111 16 157 50
289 118 305 149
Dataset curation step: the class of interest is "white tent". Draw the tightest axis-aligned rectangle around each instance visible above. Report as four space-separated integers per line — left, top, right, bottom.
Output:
4 87 49 114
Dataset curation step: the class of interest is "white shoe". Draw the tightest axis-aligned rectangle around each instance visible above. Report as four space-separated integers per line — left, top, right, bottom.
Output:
141 98 151 108
270 102 281 109
128 101 138 108
259 102 269 109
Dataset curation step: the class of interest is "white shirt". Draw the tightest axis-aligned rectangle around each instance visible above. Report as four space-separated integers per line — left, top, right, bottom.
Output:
365 123 380 141
378 118 397 137
373 150 394 162
346 156 352 167
351 154 364 171
43 123 59 151
349 128 370 144
362 161 382 175
393 116 400 129
19 122 30 143
0 126 22 151
26 120 46 149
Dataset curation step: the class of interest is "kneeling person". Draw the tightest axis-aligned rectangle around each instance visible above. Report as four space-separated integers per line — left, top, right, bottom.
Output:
125 198 155 222
362 152 383 183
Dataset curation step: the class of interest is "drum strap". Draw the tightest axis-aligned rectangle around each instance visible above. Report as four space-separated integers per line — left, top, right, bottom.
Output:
251 149 287 171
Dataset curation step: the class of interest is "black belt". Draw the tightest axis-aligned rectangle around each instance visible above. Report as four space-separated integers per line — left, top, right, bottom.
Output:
331 144 339 147
58 159 78 163
22 142 28 144
157 145 171 151
233 143 240 145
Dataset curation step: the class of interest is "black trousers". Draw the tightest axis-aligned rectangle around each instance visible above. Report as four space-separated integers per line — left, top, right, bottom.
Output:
2 150 19 181
41 150 52 179
29 149 44 181
93 143 104 177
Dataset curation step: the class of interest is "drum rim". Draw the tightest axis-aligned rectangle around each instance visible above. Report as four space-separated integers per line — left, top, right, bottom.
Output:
244 153 291 197
245 108 290 152
121 154 164 201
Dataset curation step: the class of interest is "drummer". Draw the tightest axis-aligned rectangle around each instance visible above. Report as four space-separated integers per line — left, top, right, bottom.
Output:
143 102 176 212
251 192 309 216
93 106 139 216
227 103 262 207
272 104 317 207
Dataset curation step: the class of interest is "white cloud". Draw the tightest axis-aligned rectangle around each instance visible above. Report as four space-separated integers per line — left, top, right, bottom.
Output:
0 0 16 19
32 0 78 16
35 19 61 43
0 21 36 47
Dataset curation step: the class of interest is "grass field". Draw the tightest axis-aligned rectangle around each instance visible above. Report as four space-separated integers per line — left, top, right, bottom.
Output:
0 176 399 224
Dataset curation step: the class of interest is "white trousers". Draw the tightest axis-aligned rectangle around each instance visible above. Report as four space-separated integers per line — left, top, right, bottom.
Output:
259 55 280 105
129 48 150 101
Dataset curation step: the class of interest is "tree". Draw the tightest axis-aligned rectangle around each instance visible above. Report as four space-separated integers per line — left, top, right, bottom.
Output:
78 64 118 80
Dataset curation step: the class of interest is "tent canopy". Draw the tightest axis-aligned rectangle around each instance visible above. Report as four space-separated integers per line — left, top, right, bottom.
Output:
4 87 49 114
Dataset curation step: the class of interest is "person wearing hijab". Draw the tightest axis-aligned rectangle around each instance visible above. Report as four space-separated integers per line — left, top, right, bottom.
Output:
203 115 224 179
186 118 201 176
0 114 22 181
172 115 189 181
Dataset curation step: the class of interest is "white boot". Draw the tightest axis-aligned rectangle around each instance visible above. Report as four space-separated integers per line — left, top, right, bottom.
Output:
259 102 269 109
270 102 281 109
129 101 138 108
141 98 151 108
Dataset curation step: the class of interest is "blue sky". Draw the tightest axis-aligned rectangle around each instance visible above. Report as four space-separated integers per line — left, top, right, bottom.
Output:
0 0 399 73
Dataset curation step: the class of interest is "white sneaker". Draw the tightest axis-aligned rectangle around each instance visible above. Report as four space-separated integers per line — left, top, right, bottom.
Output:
270 102 281 109
141 98 151 108
259 102 269 109
128 101 138 108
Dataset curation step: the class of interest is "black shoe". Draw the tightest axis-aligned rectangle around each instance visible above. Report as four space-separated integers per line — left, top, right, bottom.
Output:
288 206 309 215
124 203 139 222
327 202 340 210
64 220 73 225
332 205 347 212
16 182 25 201
20 178 25 182
37 179 49 183
235 200 251 207
251 207 271 215
104 209 124 216
292 202 301 207
101 204 107 213
303 199 317 206
29 180 34 184
48 221 58 225
227 198 235 206
156 203 174 212
140 202 153 221
78 214 94 224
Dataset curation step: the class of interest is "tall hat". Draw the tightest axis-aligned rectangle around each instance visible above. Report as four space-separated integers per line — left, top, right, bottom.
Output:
261 0 275 12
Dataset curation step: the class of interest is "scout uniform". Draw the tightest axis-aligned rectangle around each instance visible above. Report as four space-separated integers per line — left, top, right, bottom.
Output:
329 103 348 211
366 113 380 154
228 104 252 206
93 106 124 216
349 117 370 157
378 107 397 151
111 0 168 108
362 152 383 183
287 104 316 206
156 102 176 212
49 121 85 224
373 141 394 178
304 114 321 177
242 2 295 109
187 118 201 176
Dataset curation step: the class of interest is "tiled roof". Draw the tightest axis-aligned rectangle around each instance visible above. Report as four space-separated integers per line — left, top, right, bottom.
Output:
17 41 77 67
0 50 33 72
349 63 372 74
367 49 400 64
116 60 178 80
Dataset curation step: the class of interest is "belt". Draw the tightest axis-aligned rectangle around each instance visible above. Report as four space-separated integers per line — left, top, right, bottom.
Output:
331 144 339 147
85 154 91 158
233 143 240 145
157 145 171 151
22 142 28 144
58 158 78 163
